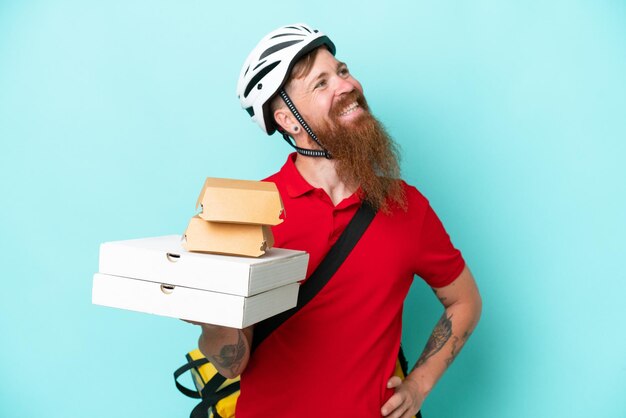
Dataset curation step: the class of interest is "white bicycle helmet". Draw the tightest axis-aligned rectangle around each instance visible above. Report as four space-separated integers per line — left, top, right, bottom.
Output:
237 23 336 136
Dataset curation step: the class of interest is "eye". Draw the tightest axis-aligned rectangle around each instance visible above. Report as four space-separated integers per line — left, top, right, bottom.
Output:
314 79 327 89
339 66 350 77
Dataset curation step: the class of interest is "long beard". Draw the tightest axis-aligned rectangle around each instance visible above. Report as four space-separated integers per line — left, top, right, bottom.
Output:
313 91 407 213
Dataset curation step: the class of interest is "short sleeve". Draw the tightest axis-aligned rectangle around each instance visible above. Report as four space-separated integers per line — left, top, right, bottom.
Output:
413 201 466 288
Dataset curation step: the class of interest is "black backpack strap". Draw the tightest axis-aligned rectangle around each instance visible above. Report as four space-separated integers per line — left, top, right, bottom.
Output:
176 357 241 418
189 372 230 418
252 200 377 351
398 345 409 377
192 381 241 418
174 357 210 398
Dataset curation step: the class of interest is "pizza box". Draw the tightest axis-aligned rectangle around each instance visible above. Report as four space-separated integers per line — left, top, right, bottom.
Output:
92 273 300 328
97 235 308 297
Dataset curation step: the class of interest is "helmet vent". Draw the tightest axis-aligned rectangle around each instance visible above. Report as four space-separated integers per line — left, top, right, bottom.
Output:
243 60 280 98
253 59 267 71
259 39 303 60
271 33 305 39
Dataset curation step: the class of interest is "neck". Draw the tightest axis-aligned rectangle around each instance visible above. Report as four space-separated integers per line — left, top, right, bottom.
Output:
294 154 357 206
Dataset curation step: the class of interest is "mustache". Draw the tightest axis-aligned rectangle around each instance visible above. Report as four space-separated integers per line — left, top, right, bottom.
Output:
330 90 369 117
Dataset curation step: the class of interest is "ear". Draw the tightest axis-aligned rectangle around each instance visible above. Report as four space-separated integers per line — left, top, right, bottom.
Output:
273 108 299 136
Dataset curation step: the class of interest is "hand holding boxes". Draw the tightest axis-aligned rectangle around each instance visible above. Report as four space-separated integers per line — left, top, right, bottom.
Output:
92 178 309 328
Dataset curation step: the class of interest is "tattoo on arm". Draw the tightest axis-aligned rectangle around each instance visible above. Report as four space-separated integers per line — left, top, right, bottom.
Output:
413 313 453 370
445 336 460 368
445 330 473 368
211 331 246 376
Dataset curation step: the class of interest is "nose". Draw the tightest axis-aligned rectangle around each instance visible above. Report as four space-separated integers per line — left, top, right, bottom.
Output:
334 76 355 97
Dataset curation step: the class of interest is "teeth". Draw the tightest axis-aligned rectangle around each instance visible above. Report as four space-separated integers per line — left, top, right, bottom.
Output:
339 102 359 116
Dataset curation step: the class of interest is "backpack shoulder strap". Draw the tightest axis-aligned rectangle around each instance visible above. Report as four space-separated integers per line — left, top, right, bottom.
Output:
251 200 377 351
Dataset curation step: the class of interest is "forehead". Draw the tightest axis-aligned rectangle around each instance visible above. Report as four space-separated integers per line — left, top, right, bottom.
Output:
306 48 341 75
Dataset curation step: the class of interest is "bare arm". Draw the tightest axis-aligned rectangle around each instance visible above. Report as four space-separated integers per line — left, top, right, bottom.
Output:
382 266 482 417
410 266 481 388
191 323 254 379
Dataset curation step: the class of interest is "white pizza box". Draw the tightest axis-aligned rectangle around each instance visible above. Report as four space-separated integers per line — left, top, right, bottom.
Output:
98 235 308 297
92 273 300 328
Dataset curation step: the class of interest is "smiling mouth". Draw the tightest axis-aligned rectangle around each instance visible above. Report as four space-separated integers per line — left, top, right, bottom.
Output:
339 102 360 116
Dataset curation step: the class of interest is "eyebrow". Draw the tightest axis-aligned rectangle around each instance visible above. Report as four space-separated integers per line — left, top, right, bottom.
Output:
308 61 348 89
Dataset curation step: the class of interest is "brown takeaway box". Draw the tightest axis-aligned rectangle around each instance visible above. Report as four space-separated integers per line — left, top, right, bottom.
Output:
182 216 274 257
195 177 284 225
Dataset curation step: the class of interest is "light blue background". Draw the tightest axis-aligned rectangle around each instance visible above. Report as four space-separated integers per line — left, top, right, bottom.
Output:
1 1 624 417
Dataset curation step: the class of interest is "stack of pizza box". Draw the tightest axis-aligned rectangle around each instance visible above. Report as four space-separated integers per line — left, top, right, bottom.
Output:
91 178 309 328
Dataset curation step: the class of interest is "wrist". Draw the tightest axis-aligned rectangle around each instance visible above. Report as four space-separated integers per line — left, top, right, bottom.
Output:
405 370 434 399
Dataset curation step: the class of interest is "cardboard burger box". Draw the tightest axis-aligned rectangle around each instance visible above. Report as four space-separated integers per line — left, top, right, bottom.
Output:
182 177 285 257
92 235 309 328
182 216 274 258
195 177 284 225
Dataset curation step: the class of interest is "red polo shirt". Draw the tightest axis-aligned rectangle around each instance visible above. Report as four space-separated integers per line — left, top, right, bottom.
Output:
236 153 465 417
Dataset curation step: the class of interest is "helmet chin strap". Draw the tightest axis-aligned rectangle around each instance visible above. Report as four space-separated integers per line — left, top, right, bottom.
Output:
279 90 332 159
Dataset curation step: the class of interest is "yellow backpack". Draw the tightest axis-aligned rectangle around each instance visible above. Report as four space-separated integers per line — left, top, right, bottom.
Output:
174 348 239 418
174 346 415 418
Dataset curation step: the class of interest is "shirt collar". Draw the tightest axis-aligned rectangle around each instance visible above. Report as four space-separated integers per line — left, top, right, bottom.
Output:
279 153 363 210
281 153 316 198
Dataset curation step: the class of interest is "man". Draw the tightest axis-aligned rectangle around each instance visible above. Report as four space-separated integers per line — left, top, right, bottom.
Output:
191 23 482 418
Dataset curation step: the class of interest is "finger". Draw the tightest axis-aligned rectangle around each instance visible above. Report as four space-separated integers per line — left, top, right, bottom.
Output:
387 375 403 389
387 401 408 418
400 410 414 418
381 392 403 417
400 406 417 418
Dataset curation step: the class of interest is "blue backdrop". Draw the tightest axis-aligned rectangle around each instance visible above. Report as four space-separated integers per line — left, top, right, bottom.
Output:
1 1 624 417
